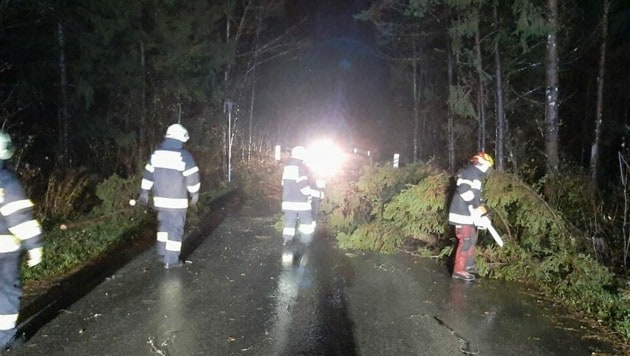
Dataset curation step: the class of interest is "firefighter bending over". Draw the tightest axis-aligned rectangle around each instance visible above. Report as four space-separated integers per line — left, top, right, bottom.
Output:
281 146 314 267
140 124 200 269
448 152 494 281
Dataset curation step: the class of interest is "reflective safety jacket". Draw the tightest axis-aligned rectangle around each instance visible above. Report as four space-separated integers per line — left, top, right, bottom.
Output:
281 156 312 211
141 138 200 211
448 164 487 225
0 168 43 254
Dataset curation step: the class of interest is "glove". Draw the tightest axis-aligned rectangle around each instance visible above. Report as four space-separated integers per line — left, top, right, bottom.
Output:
27 247 43 267
469 205 488 227
139 190 150 206
190 193 199 206
316 179 326 189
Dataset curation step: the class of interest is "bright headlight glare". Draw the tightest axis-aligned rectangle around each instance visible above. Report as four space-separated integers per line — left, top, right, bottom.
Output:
306 139 344 178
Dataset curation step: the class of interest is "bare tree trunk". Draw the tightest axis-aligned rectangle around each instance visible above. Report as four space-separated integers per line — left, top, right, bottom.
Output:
590 0 610 185
447 48 455 174
474 11 486 151
57 21 69 166
545 0 560 174
412 35 419 163
248 3 262 163
139 40 147 163
493 5 506 171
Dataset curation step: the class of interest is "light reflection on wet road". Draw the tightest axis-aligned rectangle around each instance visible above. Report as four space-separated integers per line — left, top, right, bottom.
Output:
5 207 620 355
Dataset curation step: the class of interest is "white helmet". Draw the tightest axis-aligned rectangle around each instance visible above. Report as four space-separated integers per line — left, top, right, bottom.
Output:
291 146 307 161
165 123 189 142
0 131 15 160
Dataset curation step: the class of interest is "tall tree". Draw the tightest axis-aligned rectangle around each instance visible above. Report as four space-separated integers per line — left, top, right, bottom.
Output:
589 0 610 184
544 0 560 174
492 3 506 171
57 20 69 166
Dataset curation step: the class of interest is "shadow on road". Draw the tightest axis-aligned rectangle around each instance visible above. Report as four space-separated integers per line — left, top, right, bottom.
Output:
15 189 242 346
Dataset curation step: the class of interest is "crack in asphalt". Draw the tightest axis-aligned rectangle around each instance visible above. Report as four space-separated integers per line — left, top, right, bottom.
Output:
433 316 478 355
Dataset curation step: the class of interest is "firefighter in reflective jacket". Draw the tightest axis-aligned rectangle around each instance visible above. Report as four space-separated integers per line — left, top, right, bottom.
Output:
281 146 314 267
0 131 43 349
140 124 200 269
448 152 494 281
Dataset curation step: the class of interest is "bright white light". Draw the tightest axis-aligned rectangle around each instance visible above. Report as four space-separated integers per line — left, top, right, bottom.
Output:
306 139 345 178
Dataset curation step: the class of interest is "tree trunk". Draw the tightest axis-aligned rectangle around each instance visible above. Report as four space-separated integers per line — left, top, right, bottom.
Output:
590 0 610 185
248 3 262 163
493 5 506 171
412 35 419 163
474 11 486 151
57 21 69 166
545 0 560 174
139 39 147 163
447 48 455 174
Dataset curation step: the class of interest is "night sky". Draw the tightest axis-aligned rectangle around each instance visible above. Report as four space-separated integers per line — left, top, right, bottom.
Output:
259 0 390 156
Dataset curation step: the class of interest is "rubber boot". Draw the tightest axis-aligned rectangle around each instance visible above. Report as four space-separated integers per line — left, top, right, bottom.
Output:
465 246 477 275
281 239 295 268
452 241 475 281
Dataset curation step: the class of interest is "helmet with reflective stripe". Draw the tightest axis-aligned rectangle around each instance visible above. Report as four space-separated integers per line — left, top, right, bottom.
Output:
291 146 307 161
165 123 190 142
0 131 15 160
471 152 494 167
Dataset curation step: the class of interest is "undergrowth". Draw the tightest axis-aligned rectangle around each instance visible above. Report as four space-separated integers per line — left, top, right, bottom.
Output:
325 161 630 344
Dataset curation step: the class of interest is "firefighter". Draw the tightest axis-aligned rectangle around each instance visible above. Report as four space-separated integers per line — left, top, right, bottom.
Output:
448 152 494 281
0 131 43 349
281 146 314 267
140 123 200 269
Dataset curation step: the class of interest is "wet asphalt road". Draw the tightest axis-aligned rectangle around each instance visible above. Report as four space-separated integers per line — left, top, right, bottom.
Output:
5 202 618 355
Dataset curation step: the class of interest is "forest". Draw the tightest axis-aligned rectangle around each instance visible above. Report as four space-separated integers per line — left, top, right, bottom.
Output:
1 0 629 347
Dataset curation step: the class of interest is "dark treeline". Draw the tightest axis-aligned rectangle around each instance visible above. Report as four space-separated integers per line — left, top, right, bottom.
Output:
0 0 303 191
1 1 630 264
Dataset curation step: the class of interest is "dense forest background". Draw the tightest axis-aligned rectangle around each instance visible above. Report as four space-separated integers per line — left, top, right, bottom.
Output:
2 0 630 263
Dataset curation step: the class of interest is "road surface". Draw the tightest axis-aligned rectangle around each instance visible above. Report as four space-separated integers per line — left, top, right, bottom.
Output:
5 201 619 355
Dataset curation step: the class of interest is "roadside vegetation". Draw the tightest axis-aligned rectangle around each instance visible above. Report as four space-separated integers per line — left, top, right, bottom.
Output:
322 160 630 346
19 169 235 298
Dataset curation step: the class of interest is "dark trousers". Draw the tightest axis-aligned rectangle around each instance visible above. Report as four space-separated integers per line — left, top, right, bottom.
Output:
156 209 187 265
282 210 314 246
0 252 20 347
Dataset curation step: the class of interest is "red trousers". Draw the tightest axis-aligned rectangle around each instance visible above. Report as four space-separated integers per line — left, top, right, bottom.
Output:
453 225 478 274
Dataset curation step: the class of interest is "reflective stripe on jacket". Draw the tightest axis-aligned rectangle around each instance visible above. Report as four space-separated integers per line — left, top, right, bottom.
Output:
281 157 311 211
448 165 486 225
141 138 200 211
0 168 43 253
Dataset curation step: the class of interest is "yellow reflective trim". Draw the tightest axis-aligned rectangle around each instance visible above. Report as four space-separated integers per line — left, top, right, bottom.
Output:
141 179 153 190
0 199 34 216
153 197 188 209
281 201 311 211
165 240 182 252
151 150 185 171
0 235 20 253
187 183 200 193
157 232 168 242
298 224 315 234
460 190 475 202
282 166 299 181
183 166 199 177
457 178 482 190
9 220 42 239
0 314 18 330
